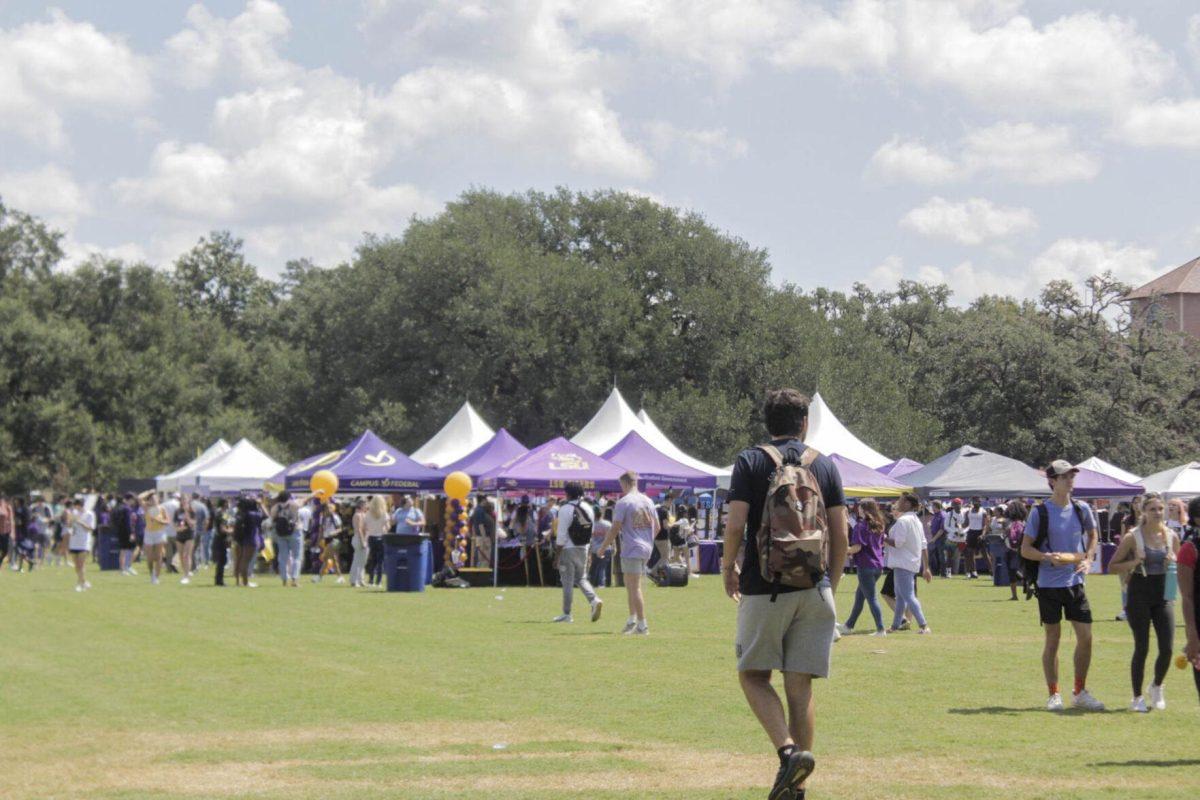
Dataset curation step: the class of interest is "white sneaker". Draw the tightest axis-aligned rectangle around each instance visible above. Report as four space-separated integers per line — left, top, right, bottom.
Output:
552 614 573 623
336 576 345 584
836 622 852 636
634 623 649 636
870 629 888 637
1046 693 1064 712
1130 696 1149 713
247 582 258 588
1072 689 1105 711
621 619 637 634
918 626 932 635
127 567 137 576
75 585 83 592
1148 684 1165 710
832 626 842 642
83 581 91 589
151 575 159 585
590 598 603 622
180 577 190 585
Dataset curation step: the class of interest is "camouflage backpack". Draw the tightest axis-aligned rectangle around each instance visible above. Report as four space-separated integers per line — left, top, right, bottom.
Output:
756 444 829 597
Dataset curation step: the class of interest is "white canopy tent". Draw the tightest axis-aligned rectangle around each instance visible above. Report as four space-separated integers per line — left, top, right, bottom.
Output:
804 392 891 469
410 402 495 467
1075 456 1141 484
570 387 646 455
1139 462 1200 499
155 439 232 492
190 438 285 494
636 409 732 482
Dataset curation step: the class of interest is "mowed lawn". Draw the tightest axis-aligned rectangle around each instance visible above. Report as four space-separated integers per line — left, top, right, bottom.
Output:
1 565 1197 800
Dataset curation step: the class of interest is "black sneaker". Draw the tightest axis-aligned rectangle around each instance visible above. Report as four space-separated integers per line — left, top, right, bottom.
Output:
768 750 815 800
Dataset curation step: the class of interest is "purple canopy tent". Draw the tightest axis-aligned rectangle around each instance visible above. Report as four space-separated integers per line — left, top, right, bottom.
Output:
828 453 912 498
600 431 718 489
442 428 529 479
477 437 626 493
1060 466 1143 498
880 458 924 478
272 429 445 493
478 437 627 587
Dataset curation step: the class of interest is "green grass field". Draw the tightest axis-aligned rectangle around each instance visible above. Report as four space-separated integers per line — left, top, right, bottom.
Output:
1 564 1197 799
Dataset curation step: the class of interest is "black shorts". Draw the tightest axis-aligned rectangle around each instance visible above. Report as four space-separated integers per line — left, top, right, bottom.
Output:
176 531 194 543
966 530 983 548
1037 585 1092 625
880 569 916 599
69 548 88 554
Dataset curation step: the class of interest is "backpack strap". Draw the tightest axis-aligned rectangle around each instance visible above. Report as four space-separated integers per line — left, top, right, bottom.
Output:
1034 502 1049 549
757 445 784 468
799 447 820 468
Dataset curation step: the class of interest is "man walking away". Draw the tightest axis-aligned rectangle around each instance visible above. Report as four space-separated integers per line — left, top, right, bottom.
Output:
722 389 848 800
597 471 659 635
1021 460 1104 712
552 482 602 623
942 499 966 576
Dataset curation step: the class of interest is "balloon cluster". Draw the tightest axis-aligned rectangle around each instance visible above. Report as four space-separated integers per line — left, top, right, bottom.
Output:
443 471 472 568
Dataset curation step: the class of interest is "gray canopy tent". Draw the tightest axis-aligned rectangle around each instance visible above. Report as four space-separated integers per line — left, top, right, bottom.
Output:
903 445 1050 499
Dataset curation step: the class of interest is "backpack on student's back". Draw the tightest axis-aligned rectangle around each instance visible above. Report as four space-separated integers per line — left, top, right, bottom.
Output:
756 444 829 599
1022 501 1086 600
274 508 294 537
566 501 594 547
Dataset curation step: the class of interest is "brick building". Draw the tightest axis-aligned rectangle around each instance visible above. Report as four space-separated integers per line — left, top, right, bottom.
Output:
1125 256 1200 337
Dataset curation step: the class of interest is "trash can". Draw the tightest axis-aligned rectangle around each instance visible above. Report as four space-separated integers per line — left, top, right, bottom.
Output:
383 534 430 592
97 531 121 571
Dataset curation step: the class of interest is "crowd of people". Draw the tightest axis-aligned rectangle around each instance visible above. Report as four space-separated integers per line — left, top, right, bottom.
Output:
3 388 1200 800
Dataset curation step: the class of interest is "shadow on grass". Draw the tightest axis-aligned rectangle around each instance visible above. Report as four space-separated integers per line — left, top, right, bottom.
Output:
1089 759 1200 768
949 706 1118 716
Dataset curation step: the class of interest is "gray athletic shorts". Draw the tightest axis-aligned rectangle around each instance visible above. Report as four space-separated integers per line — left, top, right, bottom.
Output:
620 557 649 575
735 587 837 676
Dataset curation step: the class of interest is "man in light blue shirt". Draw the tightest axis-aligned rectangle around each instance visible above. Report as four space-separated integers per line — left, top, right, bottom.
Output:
1021 459 1103 712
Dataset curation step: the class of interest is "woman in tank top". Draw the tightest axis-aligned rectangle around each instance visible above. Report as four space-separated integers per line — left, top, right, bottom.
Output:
1108 492 1180 712
138 491 170 585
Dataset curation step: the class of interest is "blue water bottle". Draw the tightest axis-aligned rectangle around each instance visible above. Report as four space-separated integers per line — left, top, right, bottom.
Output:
1165 561 1178 602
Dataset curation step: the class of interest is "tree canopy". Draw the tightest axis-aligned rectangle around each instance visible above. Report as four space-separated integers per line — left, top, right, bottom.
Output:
0 190 1195 494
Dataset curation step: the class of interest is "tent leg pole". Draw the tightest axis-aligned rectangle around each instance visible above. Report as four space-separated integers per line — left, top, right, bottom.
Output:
493 491 500 588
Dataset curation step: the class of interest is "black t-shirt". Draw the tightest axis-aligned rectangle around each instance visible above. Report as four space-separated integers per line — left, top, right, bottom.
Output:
729 439 846 596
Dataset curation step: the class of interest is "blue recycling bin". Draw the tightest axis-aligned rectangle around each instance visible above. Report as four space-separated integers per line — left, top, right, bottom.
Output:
97 531 121 571
383 534 430 592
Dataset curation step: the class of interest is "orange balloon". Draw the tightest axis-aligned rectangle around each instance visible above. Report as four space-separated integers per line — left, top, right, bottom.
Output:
310 469 339 499
443 471 472 500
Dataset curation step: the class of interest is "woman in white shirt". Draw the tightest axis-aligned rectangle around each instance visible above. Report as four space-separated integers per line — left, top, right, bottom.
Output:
66 499 94 592
884 492 932 634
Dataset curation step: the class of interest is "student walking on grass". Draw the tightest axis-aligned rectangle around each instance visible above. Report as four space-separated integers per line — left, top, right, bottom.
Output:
1021 460 1104 712
140 491 170 585
66 499 94 592
721 389 847 800
1107 492 1180 712
1178 516 1200 704
837 499 887 636
552 482 602 623
597 471 659 635
884 492 932 634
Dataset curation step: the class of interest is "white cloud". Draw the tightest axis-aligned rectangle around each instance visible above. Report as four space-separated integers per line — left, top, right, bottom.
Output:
1029 238 1159 289
901 196 1036 245
770 0 896 73
0 9 152 148
1116 99 1200 149
867 137 960 184
0 165 91 227
895 3 1176 115
866 253 905 286
164 0 298 88
870 122 1099 185
646 122 748 164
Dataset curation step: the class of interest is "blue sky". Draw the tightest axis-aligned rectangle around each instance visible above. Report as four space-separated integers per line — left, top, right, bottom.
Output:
2 1 1199 300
